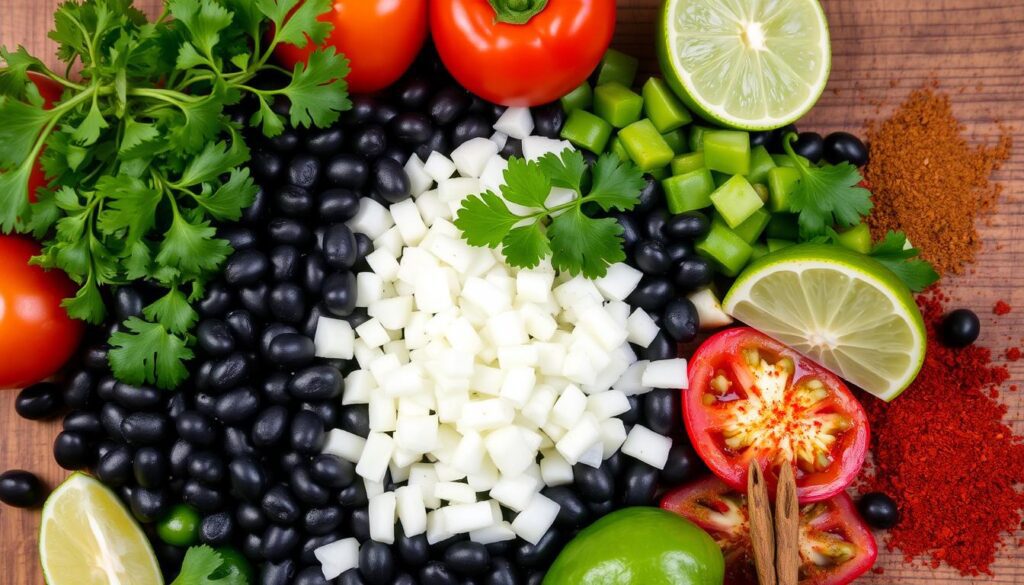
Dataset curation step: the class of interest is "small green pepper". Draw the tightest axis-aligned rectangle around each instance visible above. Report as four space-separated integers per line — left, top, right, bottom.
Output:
619 119 675 171
642 78 692 133
560 82 593 113
594 82 644 128
746 145 776 185
704 130 751 176
671 152 704 176
611 136 630 162
157 504 200 547
835 223 872 254
696 220 753 277
661 129 688 155
716 208 771 244
688 125 713 152
710 174 763 228
767 166 801 212
561 109 613 153
596 49 639 87
663 168 715 213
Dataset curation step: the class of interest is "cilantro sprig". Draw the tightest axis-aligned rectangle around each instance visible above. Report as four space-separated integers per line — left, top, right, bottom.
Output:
868 230 940 292
171 545 247 585
455 150 645 278
0 0 350 388
783 132 873 238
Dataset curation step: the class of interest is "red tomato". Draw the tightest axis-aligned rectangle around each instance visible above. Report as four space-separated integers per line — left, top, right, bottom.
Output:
274 0 428 94
430 0 616 106
26 72 63 203
661 476 878 585
684 328 868 503
0 235 83 389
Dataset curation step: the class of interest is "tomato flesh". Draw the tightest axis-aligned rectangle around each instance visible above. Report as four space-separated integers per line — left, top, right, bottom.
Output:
685 328 869 502
661 476 878 585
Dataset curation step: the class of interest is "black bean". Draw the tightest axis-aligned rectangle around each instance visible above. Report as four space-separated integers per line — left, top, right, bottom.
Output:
94 444 133 486
627 278 674 312
375 103 400 125
241 186 269 225
219 225 258 251
633 240 671 275
62 370 95 409
347 506 371 540
290 410 326 454
289 366 344 402
354 233 373 265
485 541 513 558
322 272 357 317
267 217 312 245
195 319 235 358
515 528 561 569
121 413 169 446
338 405 370 437
530 102 565 139
636 176 662 214
305 400 340 428
242 533 264 563
445 541 490 576
451 115 491 147
420 561 459 585
263 484 301 525
229 456 268 503
573 463 615 503
209 352 250 392
661 443 701 485
485 558 520 585
352 125 388 158
275 185 314 217
305 127 345 155
303 505 344 536
338 569 366 585
294 566 330 585
269 282 306 324
113 383 162 411
326 155 369 189
672 257 713 291
224 249 269 287
666 211 710 240
299 532 341 564
791 131 824 164
858 492 899 529
0 470 44 508
824 131 869 166
95 376 118 402
215 387 261 424
130 487 169 523
262 373 292 405
611 213 641 251
941 308 981 348
82 344 110 371
169 439 194 477
310 454 354 489
662 298 700 343
99 402 127 441
237 502 267 532
291 464 330 506
194 392 219 418
587 498 615 517
108 287 143 322
173 411 215 447
321 223 359 269
373 157 412 204
768 124 798 154
644 208 670 241
429 87 471 126
133 447 167 488
199 511 234 546
189 451 227 485
390 112 434 144
225 310 257 349
665 241 694 264
358 541 395 584
62 410 102 437
398 76 432 109
414 128 450 160
543 486 589 529
346 95 378 125
392 574 416 585
621 461 659 506
499 137 523 158
288 154 321 189
249 407 287 450
15 383 63 420
644 389 680 434
268 246 301 283
269 129 300 152
260 559 296 585
397 528 430 566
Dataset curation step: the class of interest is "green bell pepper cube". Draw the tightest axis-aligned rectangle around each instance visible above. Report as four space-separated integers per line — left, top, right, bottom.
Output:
712 171 732 189
663 168 715 214
767 239 795 253
642 78 692 133
560 82 593 113
671 152 704 176
771 153 811 169
835 223 872 254
696 220 754 277
710 175 763 228
746 145 776 185
661 129 688 155
704 130 751 176
611 136 630 162
766 213 800 240
767 166 800 212
561 109 612 154
688 125 713 152
594 82 644 128
596 49 639 87
716 208 770 244
648 166 669 180
619 119 675 171
750 242 769 262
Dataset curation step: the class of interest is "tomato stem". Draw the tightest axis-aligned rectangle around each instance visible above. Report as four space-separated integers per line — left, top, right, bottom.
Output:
487 0 549 25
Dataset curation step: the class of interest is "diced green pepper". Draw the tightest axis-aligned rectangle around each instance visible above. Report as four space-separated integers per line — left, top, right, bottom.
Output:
710 175 763 228
704 130 751 176
753 183 769 204
648 166 669 180
767 166 800 212
712 171 731 189
596 49 639 87
766 213 799 240
696 220 754 277
767 238 795 253
560 82 593 113
671 152 704 176
619 119 675 172
772 153 811 169
750 242 769 261
594 82 644 128
688 125 713 152
611 136 630 162
663 168 715 214
560 109 612 154
746 145 776 185
642 78 692 133
661 129 688 155
716 208 770 244
835 223 872 254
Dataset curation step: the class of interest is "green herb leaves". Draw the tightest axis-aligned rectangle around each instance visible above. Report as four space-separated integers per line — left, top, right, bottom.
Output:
869 231 940 292
0 0 351 388
170 545 247 585
783 133 873 239
455 150 645 278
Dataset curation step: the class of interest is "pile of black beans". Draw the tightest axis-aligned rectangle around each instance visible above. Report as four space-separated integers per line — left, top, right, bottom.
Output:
3 47 705 585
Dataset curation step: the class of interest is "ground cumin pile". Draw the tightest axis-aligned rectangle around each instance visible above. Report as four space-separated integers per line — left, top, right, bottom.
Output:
864 86 1012 275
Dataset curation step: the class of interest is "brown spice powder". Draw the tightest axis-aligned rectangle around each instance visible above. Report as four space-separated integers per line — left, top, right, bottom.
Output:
864 86 1011 275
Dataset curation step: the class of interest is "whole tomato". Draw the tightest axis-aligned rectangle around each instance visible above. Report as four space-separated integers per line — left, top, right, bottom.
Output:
430 0 616 106
26 72 63 202
275 0 428 94
0 236 83 389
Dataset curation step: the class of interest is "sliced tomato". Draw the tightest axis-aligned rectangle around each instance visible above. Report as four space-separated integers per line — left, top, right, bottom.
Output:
661 476 877 585
684 328 868 503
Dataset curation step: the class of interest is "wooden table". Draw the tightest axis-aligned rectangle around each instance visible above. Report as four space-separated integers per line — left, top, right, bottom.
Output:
1 0 1021 583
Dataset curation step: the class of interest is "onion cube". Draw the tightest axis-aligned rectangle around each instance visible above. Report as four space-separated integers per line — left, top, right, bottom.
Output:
587 390 631 420
613 360 652 396
642 359 689 390
479 155 509 193
485 426 537 476
405 154 433 196
415 189 451 225
579 304 629 351
355 319 390 349
438 177 481 203
390 199 429 246
426 510 453 544
470 365 504 396
365 249 400 282
499 367 536 407
578 442 604 468
355 273 385 308
394 414 439 453
621 424 673 469
489 474 540 512
342 370 374 405
521 386 557 427
522 136 573 161
626 308 660 348
452 430 485 474
550 384 588 428
315 538 359 580
485 311 529 347
356 432 395 482
353 340 383 370
595 263 644 301
452 137 500 178
497 345 539 369
409 464 441 508
535 343 567 377
313 317 355 360
553 277 604 309
688 288 734 329
599 418 628 458
466 460 500 492
323 429 366 463
442 501 496 534
540 450 574 487
490 131 509 150
445 317 483 354
494 107 534 139
462 277 511 316
459 398 517 432
368 395 397 432
434 481 477 504
371 296 414 331
374 227 403 258
519 304 557 341
396 486 427 536
426 234 474 273
368 492 397 544
562 346 598 386
424 152 457 182
470 521 516 545
347 198 394 240
369 353 402 387
510 494 560 544
555 414 600 464
413 270 454 313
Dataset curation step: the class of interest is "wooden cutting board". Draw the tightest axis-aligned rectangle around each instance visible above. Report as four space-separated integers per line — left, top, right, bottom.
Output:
0 1 1021 583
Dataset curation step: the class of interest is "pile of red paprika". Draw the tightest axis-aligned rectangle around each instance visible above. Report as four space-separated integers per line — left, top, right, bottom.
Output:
859 289 1024 576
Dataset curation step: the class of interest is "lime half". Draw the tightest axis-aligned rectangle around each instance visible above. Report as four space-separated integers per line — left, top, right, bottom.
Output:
723 244 926 401
40 473 163 585
658 0 831 130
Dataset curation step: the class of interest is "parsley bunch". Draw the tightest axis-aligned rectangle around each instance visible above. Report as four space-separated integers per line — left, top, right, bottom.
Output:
455 150 645 278
0 0 350 388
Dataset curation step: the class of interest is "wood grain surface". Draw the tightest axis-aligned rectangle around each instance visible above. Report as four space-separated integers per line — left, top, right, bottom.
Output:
1 0 1021 583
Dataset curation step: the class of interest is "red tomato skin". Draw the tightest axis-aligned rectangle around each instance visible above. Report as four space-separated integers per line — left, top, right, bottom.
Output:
430 0 616 106
274 0 428 94
0 236 83 389
26 72 62 203
684 328 869 503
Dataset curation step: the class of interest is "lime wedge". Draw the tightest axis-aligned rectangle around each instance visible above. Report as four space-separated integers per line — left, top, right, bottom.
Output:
40 473 163 585
723 244 926 401
657 0 831 130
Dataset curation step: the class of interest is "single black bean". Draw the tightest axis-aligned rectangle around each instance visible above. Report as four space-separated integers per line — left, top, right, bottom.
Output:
291 465 330 507
397 529 430 566
300 532 342 564
263 484 301 525
485 558 520 585
673 257 713 292
62 410 103 436
633 240 671 275
133 447 167 488
175 411 216 446
289 366 344 402
663 298 700 343
445 541 490 577
375 103 400 125
95 445 133 486
96 376 118 401
197 284 236 320
100 402 128 440
252 406 289 449
321 223 359 269
666 211 710 240
196 320 235 358
169 439 194 477
543 486 589 529
643 330 677 361
318 190 360 225
347 506 371 540
824 131 869 166
345 95 378 125
303 505 343 536
120 413 169 446
420 561 459 585
665 241 694 264
229 456 268 503
239 283 270 319
208 352 250 392
220 226 258 251
241 185 268 224
261 373 292 405
573 463 615 503
360 541 395 584
644 389 680 434
288 154 321 189
305 127 345 155
587 498 616 517
130 487 169 523
322 272 357 317
290 410 326 454
614 213 641 250
260 559 296 585
267 217 311 246
338 405 370 437
516 529 561 569
269 245 301 282
15 383 63 420
768 124 798 154
251 149 284 180
294 566 330 585
275 185 314 218
373 158 412 204
242 533 264 563
791 131 824 164
499 137 523 158
112 287 145 321
636 176 662 214
392 574 416 585
225 310 257 349
199 511 234 546
262 524 302 561
305 400 340 428
390 112 433 144
661 443 701 485
82 344 110 371
416 128 452 162
338 569 366 585
62 370 95 409
310 454 354 489
224 249 269 287
531 102 565 139
0 470 44 508
622 461 659 506
188 451 227 485
268 128 299 152
215 387 261 424
451 115 491 147
269 282 306 324
194 392 219 418
429 87 470 126
627 278 674 312
237 502 267 532
325 155 369 189
112 383 162 411
352 125 388 158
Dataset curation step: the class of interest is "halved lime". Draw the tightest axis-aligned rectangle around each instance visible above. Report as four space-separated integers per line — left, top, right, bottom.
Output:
657 0 831 130
723 244 926 401
40 473 163 585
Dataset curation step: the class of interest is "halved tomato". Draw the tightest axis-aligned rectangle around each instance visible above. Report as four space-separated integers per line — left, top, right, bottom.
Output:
684 328 868 503
661 476 877 585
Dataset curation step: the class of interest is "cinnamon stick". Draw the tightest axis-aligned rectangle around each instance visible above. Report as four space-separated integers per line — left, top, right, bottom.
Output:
747 461 776 585
775 462 800 585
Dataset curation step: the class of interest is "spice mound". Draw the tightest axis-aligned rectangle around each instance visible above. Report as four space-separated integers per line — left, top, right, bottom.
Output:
864 86 1012 275
859 289 1024 576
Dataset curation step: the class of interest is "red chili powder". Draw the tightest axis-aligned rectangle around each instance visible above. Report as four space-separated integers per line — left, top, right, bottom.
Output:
994 300 1012 315
1007 347 1021 362
860 289 1024 576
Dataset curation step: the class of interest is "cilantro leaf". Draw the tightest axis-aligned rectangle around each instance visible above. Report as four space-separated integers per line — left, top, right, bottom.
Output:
192 168 258 221
502 223 551 269
61 273 106 324
167 0 233 59
174 135 250 187
0 163 34 233
281 49 351 129
501 156 551 208
95 175 162 243
0 96 50 169
587 152 647 212
109 317 193 389
454 191 522 248
143 286 198 335
156 210 231 278
171 545 247 585
537 150 586 192
257 0 333 48
783 133 873 238
549 208 626 279
869 231 940 292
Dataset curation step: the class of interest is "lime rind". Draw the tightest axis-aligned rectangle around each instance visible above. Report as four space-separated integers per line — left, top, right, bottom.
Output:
658 0 831 130
723 245 926 401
